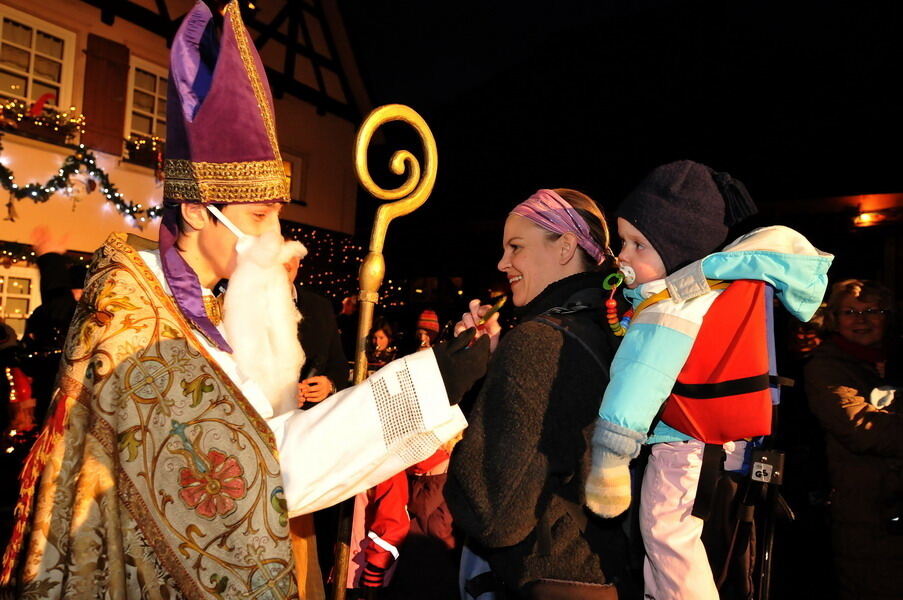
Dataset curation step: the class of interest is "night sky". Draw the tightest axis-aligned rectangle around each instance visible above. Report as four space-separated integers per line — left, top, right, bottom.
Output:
339 0 903 295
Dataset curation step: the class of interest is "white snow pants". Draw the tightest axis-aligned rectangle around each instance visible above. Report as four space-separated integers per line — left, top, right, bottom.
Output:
640 439 746 600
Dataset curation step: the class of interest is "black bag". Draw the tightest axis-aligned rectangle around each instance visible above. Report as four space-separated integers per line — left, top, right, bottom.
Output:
699 467 757 600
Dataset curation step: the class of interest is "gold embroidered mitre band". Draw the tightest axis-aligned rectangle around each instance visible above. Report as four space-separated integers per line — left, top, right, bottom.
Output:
163 159 290 204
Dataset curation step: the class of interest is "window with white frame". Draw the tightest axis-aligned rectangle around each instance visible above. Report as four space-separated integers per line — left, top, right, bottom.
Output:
0 265 41 337
125 58 167 141
0 6 75 108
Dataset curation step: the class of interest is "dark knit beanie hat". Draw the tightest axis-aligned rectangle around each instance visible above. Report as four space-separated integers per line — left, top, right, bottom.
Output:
618 160 757 273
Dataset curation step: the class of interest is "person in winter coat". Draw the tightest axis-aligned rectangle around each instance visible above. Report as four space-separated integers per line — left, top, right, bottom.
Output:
21 226 86 426
583 161 833 600
446 188 633 599
346 470 411 597
285 255 351 406
805 279 903 600
386 442 461 600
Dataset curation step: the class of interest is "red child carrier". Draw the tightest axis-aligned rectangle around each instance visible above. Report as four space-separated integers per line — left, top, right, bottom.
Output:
660 279 773 444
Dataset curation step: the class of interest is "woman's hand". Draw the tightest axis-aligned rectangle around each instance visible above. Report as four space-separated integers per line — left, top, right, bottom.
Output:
454 299 501 352
297 375 334 405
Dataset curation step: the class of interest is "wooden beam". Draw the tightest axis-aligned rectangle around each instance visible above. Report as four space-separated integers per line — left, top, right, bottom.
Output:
252 3 290 50
295 4 328 113
247 16 338 71
309 0 358 116
265 67 357 122
80 0 172 36
283 6 299 98
155 0 171 23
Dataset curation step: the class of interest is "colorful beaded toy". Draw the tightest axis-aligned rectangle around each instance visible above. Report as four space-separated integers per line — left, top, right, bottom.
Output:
603 272 633 337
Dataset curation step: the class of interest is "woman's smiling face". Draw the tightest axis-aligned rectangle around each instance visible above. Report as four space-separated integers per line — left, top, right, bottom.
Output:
497 214 567 306
835 295 889 348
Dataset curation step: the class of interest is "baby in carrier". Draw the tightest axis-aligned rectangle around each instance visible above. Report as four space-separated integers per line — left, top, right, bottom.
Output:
584 160 833 599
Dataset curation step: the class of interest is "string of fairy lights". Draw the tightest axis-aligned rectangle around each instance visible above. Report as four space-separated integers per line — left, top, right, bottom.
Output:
0 98 85 139
281 223 412 309
0 142 163 224
283 222 364 301
125 134 164 153
0 98 162 223
0 240 90 267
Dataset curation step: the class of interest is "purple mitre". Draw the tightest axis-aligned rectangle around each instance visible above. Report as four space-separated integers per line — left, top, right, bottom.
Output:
164 0 288 203
159 0 291 352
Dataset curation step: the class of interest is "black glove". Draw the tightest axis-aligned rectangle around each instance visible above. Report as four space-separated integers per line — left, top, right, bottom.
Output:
432 328 491 405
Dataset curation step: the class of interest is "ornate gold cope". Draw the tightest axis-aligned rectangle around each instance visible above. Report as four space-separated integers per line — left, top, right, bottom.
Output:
0 233 296 599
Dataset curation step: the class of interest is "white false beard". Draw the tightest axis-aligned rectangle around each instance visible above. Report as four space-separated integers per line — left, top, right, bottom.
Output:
223 231 307 416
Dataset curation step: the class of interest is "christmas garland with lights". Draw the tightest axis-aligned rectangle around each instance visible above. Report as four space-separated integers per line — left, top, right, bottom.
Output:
124 133 165 173
0 98 85 141
0 140 162 225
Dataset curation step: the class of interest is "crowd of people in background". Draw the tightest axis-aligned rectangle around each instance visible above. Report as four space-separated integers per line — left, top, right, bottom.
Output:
0 181 900 600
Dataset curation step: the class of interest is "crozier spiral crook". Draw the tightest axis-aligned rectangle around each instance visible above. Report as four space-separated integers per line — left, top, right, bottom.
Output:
354 104 438 255
332 104 439 600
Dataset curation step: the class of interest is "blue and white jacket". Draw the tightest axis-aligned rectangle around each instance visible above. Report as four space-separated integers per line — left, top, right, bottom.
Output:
593 226 834 458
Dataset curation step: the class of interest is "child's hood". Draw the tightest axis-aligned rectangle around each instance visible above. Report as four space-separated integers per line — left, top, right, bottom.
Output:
626 225 833 322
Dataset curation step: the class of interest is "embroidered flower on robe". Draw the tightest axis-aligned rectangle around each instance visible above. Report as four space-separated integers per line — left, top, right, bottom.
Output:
178 449 247 518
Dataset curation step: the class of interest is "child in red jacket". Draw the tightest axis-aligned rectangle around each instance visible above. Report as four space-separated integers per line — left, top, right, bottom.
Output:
347 471 410 594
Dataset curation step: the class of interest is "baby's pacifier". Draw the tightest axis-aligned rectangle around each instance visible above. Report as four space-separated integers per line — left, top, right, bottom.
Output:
619 264 636 286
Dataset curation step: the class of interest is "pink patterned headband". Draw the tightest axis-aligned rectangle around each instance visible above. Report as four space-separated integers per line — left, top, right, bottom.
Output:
511 189 607 265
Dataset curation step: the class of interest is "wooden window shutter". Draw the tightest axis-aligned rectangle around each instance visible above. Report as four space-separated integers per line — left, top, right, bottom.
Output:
81 34 129 155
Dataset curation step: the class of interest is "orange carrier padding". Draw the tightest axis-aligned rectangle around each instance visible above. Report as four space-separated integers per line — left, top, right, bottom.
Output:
661 280 772 444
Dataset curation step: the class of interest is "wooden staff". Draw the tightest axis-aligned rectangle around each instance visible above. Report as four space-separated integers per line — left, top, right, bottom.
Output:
330 104 437 600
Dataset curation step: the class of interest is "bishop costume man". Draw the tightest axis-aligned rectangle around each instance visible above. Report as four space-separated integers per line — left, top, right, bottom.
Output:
1 3 483 598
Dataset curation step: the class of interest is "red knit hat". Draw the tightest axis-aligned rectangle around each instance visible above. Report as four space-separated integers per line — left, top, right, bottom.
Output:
417 310 440 333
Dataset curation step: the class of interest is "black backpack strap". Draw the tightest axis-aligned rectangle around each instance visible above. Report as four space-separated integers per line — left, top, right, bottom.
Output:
528 291 613 556
691 443 726 520
532 313 609 380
